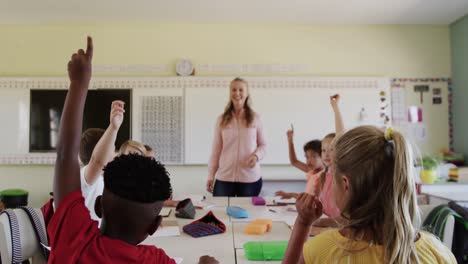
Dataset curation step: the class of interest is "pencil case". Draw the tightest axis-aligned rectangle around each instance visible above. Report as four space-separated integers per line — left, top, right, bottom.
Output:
252 219 272 232
244 223 268 235
182 211 226 238
175 198 196 219
243 241 288 261
252 197 266 206
226 206 249 218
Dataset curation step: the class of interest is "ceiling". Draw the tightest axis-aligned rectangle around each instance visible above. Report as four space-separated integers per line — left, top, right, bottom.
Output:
1 0 468 25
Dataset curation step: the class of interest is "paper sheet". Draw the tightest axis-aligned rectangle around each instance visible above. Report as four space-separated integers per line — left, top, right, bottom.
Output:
153 226 180 237
152 220 180 237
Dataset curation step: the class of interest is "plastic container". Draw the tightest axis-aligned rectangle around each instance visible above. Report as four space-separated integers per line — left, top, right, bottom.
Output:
252 219 272 232
226 206 249 218
420 170 437 184
252 197 266 206
448 168 459 182
0 189 28 208
243 241 288 261
244 223 268 235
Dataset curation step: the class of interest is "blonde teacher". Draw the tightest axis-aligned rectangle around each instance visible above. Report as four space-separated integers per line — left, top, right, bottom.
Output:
206 77 267 197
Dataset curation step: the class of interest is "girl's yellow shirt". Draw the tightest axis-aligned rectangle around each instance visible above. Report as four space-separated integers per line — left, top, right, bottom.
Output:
303 229 456 263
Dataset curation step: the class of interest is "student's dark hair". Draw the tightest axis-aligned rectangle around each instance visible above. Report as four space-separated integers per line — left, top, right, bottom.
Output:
103 154 172 203
79 128 105 165
221 77 255 128
303 140 321 154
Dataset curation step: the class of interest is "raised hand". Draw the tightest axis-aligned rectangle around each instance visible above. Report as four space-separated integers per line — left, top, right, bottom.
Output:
68 36 93 85
110 100 125 130
54 36 94 206
295 193 323 226
330 94 340 109
286 126 294 142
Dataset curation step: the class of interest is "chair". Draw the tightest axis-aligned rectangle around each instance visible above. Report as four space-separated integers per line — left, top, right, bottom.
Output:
0 207 48 264
418 204 455 249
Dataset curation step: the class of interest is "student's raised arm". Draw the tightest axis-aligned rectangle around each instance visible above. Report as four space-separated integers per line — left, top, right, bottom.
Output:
282 193 322 264
53 36 93 207
287 125 308 172
84 100 124 185
330 94 344 136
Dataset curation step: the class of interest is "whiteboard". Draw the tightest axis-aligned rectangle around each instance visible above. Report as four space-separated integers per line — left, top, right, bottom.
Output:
0 77 390 165
185 77 390 164
0 88 30 154
185 87 229 164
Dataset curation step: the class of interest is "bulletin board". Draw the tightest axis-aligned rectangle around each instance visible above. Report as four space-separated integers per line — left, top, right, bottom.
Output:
391 78 451 155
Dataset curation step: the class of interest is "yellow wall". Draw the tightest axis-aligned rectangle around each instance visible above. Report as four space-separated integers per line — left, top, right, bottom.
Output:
0 23 450 77
0 23 452 207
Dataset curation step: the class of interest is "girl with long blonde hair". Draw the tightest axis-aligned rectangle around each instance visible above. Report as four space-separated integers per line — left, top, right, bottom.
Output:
283 126 456 264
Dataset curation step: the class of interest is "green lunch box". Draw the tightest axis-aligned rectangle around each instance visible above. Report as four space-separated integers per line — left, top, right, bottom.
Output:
243 241 288 261
0 189 29 208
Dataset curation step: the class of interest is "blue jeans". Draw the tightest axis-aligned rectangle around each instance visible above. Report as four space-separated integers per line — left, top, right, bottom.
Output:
213 178 263 197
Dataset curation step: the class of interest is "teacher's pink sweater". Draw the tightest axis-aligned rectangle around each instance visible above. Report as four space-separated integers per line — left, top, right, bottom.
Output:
208 112 267 183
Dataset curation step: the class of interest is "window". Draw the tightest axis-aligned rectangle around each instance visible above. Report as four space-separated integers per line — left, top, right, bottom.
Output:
30 89 131 152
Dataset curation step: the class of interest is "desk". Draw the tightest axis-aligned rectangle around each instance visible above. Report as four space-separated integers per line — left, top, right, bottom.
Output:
232 222 291 249
143 196 297 264
424 192 468 207
228 197 254 207
230 201 293 263
172 195 229 208
163 196 230 226
143 196 234 263
144 226 235 264
229 197 297 223
235 249 281 264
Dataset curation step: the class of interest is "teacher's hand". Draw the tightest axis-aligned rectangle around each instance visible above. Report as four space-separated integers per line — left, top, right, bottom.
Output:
247 154 258 168
206 179 214 193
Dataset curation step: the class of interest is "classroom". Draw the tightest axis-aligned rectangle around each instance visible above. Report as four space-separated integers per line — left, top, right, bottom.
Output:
0 1 467 263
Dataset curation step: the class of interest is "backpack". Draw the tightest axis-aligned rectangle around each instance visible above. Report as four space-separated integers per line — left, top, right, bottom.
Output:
423 202 468 263
0 207 49 264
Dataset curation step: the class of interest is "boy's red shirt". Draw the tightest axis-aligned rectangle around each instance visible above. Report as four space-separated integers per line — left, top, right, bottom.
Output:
47 190 175 264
